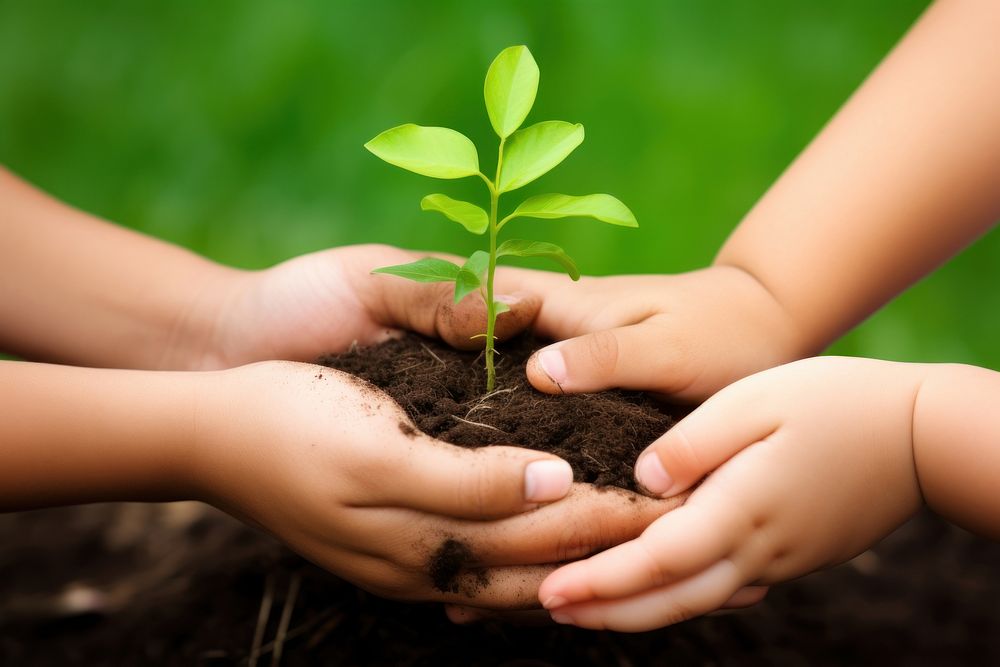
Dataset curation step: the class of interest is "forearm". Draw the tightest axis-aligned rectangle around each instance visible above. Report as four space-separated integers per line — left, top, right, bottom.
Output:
912 362 1000 540
717 0 1000 353
0 360 200 511
0 167 243 369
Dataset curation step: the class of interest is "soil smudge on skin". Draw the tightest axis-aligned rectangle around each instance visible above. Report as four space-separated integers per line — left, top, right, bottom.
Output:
429 538 474 593
320 334 683 492
398 421 418 438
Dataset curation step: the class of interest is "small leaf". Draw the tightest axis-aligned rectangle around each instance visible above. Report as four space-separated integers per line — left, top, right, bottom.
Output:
497 239 580 280
494 300 511 315
372 257 460 282
463 250 491 279
420 194 488 234
484 45 539 139
498 121 584 192
365 124 479 179
453 251 491 303
505 193 638 228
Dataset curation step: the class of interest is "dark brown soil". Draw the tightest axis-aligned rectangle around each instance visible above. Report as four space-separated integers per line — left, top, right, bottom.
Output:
2 504 998 666
320 334 680 493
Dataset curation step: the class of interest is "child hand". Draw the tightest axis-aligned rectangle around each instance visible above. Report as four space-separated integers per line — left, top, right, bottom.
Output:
193 360 682 608
496 266 805 402
538 356 927 630
197 244 539 369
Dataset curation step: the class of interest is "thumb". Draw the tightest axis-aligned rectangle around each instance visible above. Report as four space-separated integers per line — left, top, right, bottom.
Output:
434 290 541 351
371 437 575 520
526 323 682 394
634 377 777 497
369 274 540 351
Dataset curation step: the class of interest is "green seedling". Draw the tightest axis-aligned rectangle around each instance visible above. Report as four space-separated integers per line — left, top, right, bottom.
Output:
365 45 637 391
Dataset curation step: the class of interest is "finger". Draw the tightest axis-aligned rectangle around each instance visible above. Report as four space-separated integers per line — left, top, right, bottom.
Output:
633 378 777 497
526 323 683 395
549 557 745 632
461 485 688 567
298 534 555 609
437 565 558 609
538 495 743 607
345 485 686 568
445 605 553 626
367 440 574 520
719 585 768 609
356 248 541 350
435 290 541 351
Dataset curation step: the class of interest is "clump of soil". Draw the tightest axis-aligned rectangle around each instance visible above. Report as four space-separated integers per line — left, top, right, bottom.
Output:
320 334 681 492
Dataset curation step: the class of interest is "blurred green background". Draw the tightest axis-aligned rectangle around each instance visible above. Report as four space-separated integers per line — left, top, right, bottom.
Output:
2 0 997 367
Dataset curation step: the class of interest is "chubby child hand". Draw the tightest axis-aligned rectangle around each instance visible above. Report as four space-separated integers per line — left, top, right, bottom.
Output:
496 266 806 403
539 356 927 631
191 360 679 608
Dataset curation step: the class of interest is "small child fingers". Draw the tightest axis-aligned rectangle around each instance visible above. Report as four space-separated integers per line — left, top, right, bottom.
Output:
635 381 778 497
539 501 740 608
548 557 745 632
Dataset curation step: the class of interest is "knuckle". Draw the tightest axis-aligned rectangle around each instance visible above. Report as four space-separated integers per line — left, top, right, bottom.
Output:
660 425 704 481
636 539 671 588
457 456 506 516
663 598 700 626
582 329 620 377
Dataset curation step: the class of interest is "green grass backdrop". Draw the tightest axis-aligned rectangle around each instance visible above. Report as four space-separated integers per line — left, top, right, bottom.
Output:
2 0 997 368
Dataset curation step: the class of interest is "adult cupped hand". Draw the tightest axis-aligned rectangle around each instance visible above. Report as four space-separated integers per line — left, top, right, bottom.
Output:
191 360 684 608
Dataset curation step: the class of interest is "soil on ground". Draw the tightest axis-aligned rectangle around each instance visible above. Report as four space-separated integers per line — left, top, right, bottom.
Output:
1 335 998 665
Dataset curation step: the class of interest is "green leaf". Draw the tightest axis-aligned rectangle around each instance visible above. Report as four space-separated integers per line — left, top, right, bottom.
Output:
504 193 638 228
454 251 491 303
494 300 511 315
420 194 488 234
484 45 539 139
364 124 479 179
497 239 580 280
372 257 460 282
498 121 584 193
463 249 490 279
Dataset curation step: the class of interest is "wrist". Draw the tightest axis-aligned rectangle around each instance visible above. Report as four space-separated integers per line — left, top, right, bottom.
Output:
911 363 1000 538
0 363 203 510
154 260 256 371
708 261 814 361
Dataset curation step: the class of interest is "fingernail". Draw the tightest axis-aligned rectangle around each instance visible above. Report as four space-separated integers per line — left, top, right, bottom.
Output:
550 611 574 625
542 595 568 609
524 459 574 503
537 347 568 385
635 451 674 496
495 293 522 305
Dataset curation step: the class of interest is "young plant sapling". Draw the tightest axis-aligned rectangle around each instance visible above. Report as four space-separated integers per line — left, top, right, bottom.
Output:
365 45 637 391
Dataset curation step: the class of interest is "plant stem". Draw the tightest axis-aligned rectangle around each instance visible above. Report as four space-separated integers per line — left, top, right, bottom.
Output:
484 138 505 392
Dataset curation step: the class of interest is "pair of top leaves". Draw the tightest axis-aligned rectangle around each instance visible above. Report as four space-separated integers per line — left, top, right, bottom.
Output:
365 44 637 304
